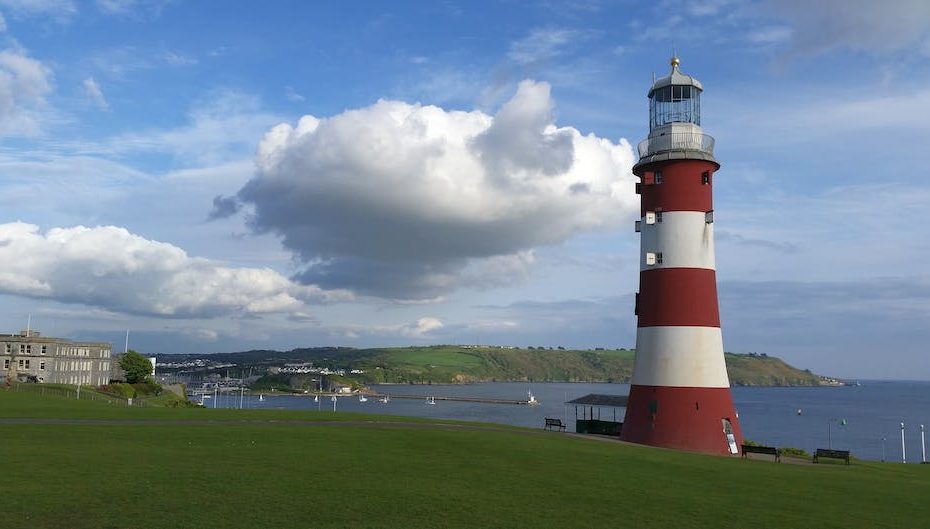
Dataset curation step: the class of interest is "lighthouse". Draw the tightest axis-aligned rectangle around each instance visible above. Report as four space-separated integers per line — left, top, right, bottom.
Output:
620 57 743 455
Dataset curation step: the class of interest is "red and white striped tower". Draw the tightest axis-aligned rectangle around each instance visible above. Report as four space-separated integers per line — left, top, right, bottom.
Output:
620 57 743 455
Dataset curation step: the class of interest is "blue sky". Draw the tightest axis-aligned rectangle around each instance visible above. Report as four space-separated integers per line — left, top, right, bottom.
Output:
1 0 929 379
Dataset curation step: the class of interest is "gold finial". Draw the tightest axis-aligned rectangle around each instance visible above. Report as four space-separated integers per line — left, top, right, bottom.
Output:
671 56 680 68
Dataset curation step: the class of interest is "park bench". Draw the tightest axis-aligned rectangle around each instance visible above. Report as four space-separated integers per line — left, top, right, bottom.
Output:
813 448 850 465
741 444 780 462
544 418 566 431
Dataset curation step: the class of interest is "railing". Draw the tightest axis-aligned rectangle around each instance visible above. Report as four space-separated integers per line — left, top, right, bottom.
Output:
637 132 715 158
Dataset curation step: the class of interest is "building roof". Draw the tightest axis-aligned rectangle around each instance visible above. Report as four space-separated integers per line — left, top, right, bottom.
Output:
648 56 703 98
565 393 629 407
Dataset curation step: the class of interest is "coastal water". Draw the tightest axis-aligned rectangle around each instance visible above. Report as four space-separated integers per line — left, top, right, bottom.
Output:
212 380 930 462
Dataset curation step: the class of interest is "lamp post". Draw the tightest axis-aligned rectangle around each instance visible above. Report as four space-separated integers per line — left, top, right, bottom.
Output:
921 424 926 464
881 437 886 462
901 422 907 464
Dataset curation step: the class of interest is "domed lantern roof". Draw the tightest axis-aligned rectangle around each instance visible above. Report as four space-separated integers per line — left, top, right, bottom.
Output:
647 56 703 98
647 56 703 131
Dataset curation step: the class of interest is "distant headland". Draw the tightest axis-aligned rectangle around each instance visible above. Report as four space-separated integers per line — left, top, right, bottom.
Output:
155 345 840 389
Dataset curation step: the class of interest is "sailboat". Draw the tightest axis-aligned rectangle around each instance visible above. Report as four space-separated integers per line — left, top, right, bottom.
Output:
258 394 264 402
313 395 319 403
527 390 539 405
379 395 390 404
426 396 436 405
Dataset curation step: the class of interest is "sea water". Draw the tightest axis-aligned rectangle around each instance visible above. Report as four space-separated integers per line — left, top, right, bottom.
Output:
219 380 930 462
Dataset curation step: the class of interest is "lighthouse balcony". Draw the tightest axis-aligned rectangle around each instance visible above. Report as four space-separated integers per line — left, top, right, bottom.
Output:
637 132 715 159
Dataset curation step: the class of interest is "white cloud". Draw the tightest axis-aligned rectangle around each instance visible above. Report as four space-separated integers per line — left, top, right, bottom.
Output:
0 12 7 31
747 26 792 45
766 0 930 56
284 86 304 102
96 91 283 164
236 80 637 299
96 0 135 14
161 50 197 66
686 0 736 16
399 317 444 337
717 88 930 152
96 0 170 17
82 76 108 110
0 222 352 318
0 48 53 136
508 28 579 65
0 0 76 21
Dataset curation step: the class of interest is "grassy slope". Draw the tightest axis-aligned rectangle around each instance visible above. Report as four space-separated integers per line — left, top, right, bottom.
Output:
1 391 925 529
360 346 636 384
355 346 820 386
161 346 825 386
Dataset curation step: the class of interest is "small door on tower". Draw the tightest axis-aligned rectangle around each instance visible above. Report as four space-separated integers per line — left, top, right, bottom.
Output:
722 418 738 454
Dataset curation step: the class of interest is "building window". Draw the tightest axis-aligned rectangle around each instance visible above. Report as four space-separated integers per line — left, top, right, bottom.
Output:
41 345 47 355
40 361 45 370
19 344 24 353
26 344 31 354
25 359 30 369
656 211 663 223
654 171 663 184
701 171 710 185
18 359 24 368
3 359 8 369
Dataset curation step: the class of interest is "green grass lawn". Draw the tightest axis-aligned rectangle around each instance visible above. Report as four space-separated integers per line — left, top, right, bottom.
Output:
1 390 926 529
380 346 486 370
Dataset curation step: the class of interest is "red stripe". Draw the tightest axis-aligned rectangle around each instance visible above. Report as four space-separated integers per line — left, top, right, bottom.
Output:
638 268 720 327
639 160 716 215
621 384 743 455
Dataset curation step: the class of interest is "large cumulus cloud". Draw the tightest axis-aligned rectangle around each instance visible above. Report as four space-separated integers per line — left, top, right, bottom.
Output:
231 81 636 299
0 222 350 317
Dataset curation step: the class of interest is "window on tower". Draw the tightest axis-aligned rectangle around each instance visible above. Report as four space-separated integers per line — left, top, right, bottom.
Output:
650 85 701 130
654 171 663 184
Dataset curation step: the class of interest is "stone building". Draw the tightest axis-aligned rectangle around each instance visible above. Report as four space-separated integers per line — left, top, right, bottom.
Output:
0 330 112 386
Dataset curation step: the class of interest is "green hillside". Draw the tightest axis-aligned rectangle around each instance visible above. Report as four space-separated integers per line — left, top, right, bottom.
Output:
160 345 832 386
357 347 827 386
358 346 637 384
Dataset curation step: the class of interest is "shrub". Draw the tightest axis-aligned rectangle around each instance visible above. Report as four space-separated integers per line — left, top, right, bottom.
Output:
132 380 162 396
778 447 810 458
104 383 136 399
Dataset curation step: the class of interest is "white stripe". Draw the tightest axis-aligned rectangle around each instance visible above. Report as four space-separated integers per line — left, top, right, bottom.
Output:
640 211 715 271
631 326 730 388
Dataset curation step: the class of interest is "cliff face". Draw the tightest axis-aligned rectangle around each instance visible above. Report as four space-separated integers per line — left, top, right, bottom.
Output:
723 353 825 386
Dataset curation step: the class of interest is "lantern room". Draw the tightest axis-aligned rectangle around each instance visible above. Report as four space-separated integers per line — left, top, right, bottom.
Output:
648 56 703 131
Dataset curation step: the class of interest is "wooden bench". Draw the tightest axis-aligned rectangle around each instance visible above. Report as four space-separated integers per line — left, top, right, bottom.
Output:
741 444 780 462
544 418 566 431
814 448 850 465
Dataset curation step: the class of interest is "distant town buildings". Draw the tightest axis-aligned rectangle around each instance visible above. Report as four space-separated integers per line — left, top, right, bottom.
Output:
1 330 112 385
